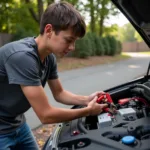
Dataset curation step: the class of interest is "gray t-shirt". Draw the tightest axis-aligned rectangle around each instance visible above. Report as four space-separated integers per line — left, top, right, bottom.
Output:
0 37 58 134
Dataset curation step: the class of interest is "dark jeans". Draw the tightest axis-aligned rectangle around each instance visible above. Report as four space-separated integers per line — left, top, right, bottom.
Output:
0 122 39 150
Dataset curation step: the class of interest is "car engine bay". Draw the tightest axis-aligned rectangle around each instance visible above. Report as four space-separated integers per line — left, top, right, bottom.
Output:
51 80 150 150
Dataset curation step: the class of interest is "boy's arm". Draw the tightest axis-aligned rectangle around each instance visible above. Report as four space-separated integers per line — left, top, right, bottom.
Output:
21 85 91 124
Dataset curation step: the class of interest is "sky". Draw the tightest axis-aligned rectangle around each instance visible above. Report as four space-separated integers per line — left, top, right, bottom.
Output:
85 11 129 27
108 13 129 27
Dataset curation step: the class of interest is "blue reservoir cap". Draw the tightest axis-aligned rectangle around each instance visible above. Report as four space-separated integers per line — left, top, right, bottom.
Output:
122 136 135 145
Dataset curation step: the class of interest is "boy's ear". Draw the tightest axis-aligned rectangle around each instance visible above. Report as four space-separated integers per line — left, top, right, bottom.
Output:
44 24 53 38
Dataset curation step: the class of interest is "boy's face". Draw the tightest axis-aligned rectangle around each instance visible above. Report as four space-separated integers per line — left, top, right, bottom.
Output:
45 24 78 57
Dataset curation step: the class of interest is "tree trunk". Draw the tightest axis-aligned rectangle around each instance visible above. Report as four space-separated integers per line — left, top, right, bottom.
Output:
38 0 43 23
99 0 105 36
25 0 44 24
89 0 95 33
99 16 104 36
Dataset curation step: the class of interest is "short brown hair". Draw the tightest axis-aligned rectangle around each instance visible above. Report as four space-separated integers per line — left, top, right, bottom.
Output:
40 1 86 37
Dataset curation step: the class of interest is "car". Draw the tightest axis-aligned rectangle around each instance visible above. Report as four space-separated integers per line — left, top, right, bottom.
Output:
42 0 150 150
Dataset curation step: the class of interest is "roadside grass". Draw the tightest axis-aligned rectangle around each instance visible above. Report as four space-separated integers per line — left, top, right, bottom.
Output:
122 51 150 55
138 51 150 55
57 53 131 72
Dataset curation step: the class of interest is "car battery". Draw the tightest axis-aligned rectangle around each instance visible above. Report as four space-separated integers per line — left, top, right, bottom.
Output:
98 113 112 128
118 108 137 119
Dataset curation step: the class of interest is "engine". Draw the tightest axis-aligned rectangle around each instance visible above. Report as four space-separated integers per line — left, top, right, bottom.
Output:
51 84 150 150
98 97 150 128
85 96 150 148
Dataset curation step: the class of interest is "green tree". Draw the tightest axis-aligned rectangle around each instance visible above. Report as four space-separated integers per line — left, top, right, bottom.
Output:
0 0 16 33
85 0 96 33
83 0 118 35
11 2 39 40
120 23 137 42
103 24 119 37
24 0 55 24
96 0 119 36
0 0 40 36
0 0 82 40
24 0 80 25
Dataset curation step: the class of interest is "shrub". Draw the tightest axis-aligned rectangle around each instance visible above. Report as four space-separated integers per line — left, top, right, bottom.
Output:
116 40 122 54
95 36 105 56
12 24 38 41
101 37 110 55
73 35 92 58
106 35 117 56
86 32 97 56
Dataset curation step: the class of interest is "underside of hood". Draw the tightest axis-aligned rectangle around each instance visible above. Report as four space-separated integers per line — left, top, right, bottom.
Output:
111 0 150 48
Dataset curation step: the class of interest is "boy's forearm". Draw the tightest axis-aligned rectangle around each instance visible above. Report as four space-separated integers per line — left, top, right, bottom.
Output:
42 106 90 124
55 90 88 106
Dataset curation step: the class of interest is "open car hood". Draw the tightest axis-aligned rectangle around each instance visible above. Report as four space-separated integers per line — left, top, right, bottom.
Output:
111 0 150 47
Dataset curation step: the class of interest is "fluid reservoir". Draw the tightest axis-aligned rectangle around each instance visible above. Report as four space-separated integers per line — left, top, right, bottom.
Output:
122 136 136 145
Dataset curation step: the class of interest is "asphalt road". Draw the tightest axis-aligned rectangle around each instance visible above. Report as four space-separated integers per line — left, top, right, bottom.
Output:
25 53 150 129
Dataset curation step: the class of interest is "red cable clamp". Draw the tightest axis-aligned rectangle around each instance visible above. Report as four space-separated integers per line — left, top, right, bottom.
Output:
97 93 117 114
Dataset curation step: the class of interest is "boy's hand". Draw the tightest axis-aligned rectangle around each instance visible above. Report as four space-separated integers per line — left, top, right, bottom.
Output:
86 91 105 105
87 96 108 116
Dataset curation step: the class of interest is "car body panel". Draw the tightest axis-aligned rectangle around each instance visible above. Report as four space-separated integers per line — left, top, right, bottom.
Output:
111 0 150 47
